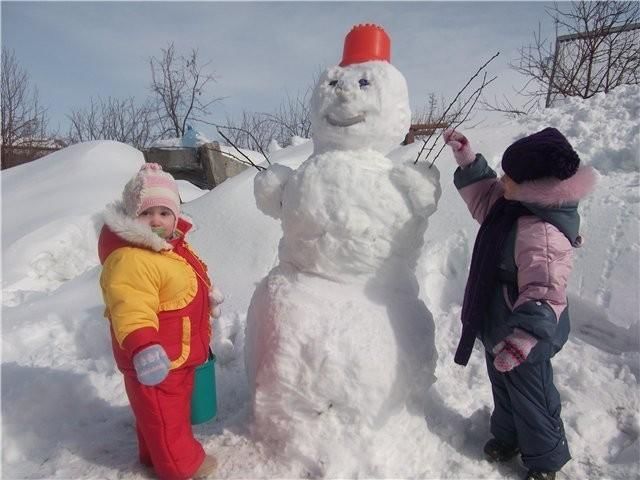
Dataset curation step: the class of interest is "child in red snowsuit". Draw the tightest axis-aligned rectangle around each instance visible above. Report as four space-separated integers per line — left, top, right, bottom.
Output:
98 163 224 480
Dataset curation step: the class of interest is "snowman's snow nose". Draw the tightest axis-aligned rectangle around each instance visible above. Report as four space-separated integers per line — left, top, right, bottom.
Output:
335 83 356 102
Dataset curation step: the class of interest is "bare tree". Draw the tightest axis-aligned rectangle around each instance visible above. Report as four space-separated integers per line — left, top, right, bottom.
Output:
512 1 639 109
220 86 314 152
219 111 276 152
149 43 222 138
1 48 49 148
263 87 313 146
412 93 446 126
66 96 159 149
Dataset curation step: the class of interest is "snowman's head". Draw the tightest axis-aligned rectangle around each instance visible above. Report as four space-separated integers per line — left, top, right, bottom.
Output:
310 61 410 155
310 25 411 155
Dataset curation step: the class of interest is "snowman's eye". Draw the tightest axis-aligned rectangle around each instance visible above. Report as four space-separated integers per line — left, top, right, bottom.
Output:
329 80 338 87
359 78 370 88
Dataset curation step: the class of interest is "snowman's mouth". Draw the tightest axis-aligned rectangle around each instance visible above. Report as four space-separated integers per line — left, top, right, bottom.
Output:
326 113 365 127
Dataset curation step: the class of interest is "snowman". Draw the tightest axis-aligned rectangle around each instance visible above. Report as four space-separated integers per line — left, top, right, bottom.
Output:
245 24 441 474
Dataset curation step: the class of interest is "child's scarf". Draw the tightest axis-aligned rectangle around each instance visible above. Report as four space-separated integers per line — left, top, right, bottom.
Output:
454 197 530 366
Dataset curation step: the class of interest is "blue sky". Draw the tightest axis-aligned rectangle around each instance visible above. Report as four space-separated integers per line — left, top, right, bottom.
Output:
2 1 555 140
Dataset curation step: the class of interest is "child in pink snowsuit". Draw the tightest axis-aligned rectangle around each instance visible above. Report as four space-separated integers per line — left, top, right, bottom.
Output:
444 127 597 480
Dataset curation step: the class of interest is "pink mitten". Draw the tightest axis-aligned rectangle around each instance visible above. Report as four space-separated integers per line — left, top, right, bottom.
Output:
492 328 538 372
443 129 476 167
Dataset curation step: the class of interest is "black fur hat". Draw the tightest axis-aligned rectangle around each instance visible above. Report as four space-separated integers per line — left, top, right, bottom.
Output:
501 127 580 184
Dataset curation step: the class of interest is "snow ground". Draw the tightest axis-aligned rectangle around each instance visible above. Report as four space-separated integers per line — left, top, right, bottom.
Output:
1 86 639 479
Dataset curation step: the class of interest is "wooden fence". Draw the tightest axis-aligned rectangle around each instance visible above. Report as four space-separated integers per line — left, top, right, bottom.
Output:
403 122 450 145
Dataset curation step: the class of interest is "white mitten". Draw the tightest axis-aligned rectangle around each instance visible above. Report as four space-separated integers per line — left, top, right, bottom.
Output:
133 344 170 386
209 287 225 319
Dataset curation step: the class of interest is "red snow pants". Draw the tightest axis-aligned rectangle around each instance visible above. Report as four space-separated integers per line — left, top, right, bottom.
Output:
123 367 205 480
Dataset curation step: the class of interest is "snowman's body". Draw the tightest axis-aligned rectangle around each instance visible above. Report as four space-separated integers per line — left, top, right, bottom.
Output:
280 150 429 278
246 58 441 473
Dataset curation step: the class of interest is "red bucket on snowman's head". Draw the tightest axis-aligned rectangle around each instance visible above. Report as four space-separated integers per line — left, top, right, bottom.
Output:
340 24 391 67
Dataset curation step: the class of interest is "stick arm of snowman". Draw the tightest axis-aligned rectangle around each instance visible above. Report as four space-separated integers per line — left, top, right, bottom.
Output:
254 164 295 219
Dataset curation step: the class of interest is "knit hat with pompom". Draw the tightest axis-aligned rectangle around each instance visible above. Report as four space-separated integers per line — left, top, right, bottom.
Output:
122 163 181 223
501 127 581 184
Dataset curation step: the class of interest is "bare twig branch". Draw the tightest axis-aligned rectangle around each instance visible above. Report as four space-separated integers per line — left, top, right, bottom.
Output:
429 74 496 167
201 144 260 169
215 127 266 172
479 91 531 117
414 51 500 165
206 121 270 164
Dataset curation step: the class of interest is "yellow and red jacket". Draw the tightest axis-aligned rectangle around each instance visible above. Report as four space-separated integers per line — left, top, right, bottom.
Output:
98 202 212 373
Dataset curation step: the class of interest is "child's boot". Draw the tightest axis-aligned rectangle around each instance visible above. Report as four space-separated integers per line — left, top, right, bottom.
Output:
525 470 556 480
483 438 519 462
193 454 218 479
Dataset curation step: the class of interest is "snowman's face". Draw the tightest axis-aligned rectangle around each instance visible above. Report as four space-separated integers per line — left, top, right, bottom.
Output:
310 61 411 155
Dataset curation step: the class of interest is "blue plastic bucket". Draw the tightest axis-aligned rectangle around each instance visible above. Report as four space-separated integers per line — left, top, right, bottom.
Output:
190 350 217 425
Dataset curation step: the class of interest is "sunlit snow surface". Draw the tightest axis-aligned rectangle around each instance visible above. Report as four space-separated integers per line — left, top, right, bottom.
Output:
2 86 639 479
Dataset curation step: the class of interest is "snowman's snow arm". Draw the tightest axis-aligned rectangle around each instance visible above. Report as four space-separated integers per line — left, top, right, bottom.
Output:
254 164 294 219
390 162 442 218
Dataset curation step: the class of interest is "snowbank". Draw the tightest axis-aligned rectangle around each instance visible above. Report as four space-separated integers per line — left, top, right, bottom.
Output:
1 87 639 479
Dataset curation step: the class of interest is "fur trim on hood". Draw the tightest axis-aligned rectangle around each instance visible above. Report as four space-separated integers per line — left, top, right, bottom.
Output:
509 165 599 207
102 201 173 252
